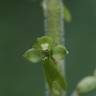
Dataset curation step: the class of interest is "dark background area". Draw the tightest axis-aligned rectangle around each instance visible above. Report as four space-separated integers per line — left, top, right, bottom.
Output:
0 0 96 96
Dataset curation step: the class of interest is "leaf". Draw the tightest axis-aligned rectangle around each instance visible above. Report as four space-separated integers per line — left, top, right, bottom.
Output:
43 58 67 90
52 45 69 61
23 48 41 63
64 5 72 22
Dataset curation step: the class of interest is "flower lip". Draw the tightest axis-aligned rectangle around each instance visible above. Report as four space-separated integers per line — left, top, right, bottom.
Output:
41 43 49 51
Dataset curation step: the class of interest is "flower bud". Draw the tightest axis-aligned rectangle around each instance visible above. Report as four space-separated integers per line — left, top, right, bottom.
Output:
77 76 96 93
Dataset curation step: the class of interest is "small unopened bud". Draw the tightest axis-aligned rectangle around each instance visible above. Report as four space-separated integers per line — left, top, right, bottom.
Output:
77 76 96 93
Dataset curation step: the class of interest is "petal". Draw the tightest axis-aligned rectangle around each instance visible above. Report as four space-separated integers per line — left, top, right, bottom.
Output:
37 36 53 50
52 45 68 61
23 48 41 63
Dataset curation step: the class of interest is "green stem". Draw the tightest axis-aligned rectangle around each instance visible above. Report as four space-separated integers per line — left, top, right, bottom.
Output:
44 0 64 45
43 0 65 96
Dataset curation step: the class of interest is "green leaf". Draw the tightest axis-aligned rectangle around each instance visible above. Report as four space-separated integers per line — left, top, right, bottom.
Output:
64 5 72 22
43 58 67 90
23 48 41 63
52 45 69 61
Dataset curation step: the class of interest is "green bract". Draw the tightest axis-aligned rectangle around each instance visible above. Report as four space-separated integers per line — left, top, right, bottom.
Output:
23 36 68 90
43 58 67 90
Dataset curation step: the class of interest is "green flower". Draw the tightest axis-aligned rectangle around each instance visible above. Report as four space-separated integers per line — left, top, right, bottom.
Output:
23 36 68 90
24 36 68 63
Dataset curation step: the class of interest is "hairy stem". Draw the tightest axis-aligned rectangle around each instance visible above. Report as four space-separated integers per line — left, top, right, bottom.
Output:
43 0 65 96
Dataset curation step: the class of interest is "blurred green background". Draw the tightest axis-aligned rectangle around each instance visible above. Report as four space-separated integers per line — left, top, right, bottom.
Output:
0 0 96 96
